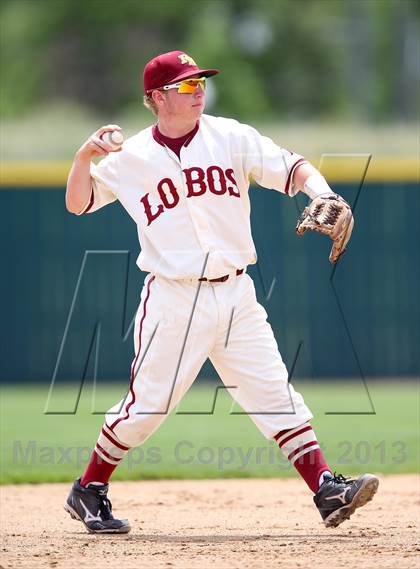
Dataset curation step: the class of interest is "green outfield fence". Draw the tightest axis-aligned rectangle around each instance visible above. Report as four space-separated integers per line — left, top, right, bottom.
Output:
1 158 419 383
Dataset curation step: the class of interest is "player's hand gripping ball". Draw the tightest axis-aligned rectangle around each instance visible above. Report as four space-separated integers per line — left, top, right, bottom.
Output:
295 193 354 263
101 130 124 150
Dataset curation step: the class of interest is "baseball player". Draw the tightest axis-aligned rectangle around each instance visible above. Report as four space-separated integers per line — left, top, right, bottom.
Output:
64 51 378 534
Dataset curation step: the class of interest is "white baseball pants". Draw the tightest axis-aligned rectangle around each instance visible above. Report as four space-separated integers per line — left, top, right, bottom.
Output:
105 272 312 448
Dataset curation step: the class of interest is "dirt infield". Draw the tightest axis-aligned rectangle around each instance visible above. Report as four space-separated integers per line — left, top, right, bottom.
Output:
1 475 418 568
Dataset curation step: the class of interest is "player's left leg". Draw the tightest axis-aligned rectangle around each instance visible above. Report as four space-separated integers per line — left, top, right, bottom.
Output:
210 274 378 527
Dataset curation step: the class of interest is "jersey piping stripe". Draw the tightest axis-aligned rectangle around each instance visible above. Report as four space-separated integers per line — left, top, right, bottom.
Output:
110 275 155 430
101 427 130 451
81 188 95 214
276 425 313 448
284 157 307 195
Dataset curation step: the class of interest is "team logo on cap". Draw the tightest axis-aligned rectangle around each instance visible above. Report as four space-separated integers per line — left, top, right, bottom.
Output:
178 53 197 66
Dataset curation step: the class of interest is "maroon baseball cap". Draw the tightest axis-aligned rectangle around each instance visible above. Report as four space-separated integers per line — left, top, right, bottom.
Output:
144 50 219 93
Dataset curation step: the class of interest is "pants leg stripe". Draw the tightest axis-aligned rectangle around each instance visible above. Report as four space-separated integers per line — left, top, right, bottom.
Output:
274 421 311 444
110 275 155 430
95 443 122 465
277 425 313 448
101 427 130 451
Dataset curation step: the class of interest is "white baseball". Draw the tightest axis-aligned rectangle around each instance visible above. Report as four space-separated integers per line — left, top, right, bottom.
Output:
101 130 124 150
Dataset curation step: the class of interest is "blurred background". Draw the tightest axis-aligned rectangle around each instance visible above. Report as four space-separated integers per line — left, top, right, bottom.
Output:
0 0 419 482
1 0 419 158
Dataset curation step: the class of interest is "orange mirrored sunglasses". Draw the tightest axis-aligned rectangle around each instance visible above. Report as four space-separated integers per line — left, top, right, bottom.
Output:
162 78 206 94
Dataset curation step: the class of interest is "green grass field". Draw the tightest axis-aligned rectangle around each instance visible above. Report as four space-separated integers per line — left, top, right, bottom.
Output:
1 381 418 484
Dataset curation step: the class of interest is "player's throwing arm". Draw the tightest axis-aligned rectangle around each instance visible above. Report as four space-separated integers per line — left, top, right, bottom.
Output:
66 125 123 215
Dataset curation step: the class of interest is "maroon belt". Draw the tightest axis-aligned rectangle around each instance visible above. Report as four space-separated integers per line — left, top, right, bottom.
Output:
199 269 244 283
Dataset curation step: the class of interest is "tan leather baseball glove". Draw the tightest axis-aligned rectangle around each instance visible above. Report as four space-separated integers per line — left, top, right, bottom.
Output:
295 193 354 263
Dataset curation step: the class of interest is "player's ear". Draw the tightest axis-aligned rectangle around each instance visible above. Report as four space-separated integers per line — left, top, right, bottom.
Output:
152 89 166 108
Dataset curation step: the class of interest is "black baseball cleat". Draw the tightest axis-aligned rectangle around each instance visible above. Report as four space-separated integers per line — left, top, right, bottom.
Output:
64 478 131 533
314 472 379 528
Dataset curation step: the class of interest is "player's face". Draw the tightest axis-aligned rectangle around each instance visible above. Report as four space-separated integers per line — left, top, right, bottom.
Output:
160 76 206 120
165 88 205 118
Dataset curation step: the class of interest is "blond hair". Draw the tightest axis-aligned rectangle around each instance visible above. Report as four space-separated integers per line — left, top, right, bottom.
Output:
143 94 158 116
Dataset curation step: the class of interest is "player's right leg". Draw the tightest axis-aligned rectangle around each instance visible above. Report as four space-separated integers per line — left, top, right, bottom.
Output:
209 274 378 526
65 275 217 533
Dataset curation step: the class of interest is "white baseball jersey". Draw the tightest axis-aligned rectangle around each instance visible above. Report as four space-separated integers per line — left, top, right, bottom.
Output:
77 114 314 452
83 114 307 280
